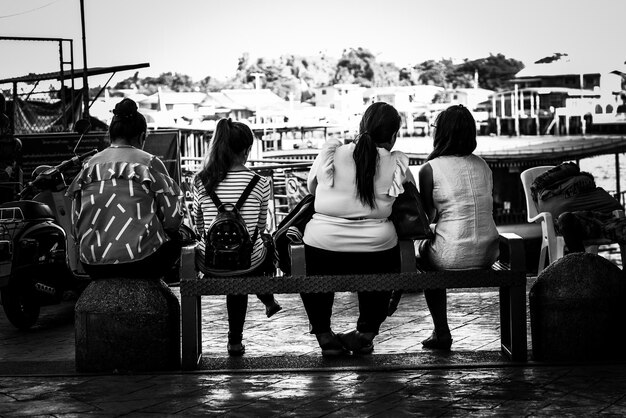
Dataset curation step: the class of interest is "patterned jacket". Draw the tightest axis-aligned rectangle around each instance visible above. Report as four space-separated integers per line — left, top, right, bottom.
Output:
67 145 183 265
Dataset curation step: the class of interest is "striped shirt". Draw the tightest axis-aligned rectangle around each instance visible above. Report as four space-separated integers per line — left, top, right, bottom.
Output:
193 169 270 276
67 145 184 265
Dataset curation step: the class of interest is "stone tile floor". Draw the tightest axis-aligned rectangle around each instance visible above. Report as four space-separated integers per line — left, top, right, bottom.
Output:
2 285 626 416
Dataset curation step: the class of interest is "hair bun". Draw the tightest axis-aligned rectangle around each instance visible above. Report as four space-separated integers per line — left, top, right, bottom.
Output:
113 98 138 118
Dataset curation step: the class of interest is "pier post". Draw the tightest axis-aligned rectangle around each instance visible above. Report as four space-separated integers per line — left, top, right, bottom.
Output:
616 153 621 200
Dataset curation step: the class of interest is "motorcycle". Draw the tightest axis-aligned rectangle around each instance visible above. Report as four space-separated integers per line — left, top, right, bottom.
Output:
0 121 97 329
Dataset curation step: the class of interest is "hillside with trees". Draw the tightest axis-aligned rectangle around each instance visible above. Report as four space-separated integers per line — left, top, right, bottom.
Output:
113 48 525 103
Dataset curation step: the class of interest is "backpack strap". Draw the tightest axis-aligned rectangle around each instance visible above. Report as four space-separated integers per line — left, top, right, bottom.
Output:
235 174 260 210
199 172 224 210
237 175 261 244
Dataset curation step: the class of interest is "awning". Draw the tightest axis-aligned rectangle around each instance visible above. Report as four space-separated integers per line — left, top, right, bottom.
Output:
405 136 626 168
0 63 150 84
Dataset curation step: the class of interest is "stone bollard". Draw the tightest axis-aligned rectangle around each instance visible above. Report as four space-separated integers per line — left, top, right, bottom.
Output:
75 278 180 373
529 252 625 362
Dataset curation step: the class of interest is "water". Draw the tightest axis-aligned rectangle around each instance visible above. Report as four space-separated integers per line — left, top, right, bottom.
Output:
578 154 626 196
394 135 626 195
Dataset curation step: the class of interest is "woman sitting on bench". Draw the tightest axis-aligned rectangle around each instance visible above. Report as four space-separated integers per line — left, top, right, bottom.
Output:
300 102 414 356
416 104 500 350
192 118 281 356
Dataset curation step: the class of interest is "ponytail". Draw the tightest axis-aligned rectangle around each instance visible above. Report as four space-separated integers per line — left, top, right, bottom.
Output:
197 118 254 192
353 102 401 209
353 132 379 208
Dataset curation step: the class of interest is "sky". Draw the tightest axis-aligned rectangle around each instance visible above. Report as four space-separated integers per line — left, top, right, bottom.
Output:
0 0 624 89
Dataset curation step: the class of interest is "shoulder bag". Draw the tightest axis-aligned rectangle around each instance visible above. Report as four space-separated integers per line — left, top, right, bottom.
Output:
389 181 432 240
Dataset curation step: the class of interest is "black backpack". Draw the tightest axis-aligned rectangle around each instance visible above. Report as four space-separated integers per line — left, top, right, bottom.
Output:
201 174 260 271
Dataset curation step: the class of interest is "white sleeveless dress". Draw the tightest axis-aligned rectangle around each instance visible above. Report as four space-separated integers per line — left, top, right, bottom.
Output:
420 154 499 270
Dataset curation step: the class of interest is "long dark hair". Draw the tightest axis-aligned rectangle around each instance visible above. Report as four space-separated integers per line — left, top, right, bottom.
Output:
198 118 254 192
428 104 476 161
108 98 147 142
353 102 401 208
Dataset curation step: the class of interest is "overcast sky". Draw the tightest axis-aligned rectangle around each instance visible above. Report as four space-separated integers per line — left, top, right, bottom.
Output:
0 0 624 87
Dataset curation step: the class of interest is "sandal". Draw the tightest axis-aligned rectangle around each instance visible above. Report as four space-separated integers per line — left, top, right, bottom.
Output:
336 330 375 355
227 333 246 356
265 301 283 318
315 331 348 356
421 330 452 350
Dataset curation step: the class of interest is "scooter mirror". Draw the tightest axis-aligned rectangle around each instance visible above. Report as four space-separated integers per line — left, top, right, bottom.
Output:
73 118 91 135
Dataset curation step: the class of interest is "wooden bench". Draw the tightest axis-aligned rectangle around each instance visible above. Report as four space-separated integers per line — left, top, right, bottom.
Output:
179 233 527 370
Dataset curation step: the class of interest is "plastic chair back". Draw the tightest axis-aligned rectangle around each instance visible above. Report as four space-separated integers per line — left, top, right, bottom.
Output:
520 166 554 222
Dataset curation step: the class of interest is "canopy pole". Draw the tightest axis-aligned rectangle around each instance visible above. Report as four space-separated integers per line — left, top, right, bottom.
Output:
80 0 90 118
616 153 621 203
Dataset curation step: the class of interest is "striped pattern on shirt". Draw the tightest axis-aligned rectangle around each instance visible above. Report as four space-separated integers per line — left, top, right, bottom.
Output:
193 169 270 276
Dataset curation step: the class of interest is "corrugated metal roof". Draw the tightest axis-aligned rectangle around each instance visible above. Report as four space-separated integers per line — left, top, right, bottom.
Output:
221 89 287 110
407 136 626 168
491 87 600 97
205 92 241 110
515 56 623 78
143 92 208 105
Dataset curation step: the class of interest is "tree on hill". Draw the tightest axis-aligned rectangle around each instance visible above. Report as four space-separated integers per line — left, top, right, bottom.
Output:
454 54 524 91
198 75 228 92
414 59 455 87
333 47 401 87
398 67 416 86
231 52 337 100
110 51 526 100
113 71 140 90
114 71 195 94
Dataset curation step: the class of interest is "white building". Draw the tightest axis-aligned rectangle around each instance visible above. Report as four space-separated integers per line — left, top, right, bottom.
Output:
312 84 367 113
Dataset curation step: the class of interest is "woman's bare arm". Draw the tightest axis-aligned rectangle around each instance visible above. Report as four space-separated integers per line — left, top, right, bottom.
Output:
418 162 437 222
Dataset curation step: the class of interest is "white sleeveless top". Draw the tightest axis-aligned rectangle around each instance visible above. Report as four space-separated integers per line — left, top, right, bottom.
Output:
422 155 499 270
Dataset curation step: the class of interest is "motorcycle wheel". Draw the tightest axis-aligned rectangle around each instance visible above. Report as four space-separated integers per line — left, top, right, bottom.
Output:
1 285 40 330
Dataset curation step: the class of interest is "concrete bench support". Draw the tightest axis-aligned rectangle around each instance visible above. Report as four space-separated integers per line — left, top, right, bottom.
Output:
75 278 180 373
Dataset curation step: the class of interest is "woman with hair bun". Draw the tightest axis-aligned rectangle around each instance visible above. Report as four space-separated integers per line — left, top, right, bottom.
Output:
301 101 415 356
68 98 184 280
417 104 499 350
192 118 281 356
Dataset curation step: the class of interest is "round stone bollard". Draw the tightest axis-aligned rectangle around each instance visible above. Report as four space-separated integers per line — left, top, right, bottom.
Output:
75 278 180 373
529 252 625 362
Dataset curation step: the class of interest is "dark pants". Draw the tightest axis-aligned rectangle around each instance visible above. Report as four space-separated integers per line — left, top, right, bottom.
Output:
227 293 274 338
300 244 399 335
226 265 275 338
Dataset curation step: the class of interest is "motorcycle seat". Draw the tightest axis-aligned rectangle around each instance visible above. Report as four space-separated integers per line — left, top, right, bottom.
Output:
0 200 55 221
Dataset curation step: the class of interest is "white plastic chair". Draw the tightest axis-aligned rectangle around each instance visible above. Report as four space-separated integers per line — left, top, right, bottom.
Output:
521 166 565 274
521 166 625 274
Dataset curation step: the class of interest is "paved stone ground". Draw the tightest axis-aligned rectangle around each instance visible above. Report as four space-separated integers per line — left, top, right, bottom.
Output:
2 284 626 416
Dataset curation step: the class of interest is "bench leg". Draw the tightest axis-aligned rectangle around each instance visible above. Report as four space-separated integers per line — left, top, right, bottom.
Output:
181 294 202 370
499 285 527 362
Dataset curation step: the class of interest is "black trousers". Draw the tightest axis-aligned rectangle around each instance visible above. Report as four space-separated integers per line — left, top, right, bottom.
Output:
300 244 399 335
225 264 275 338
